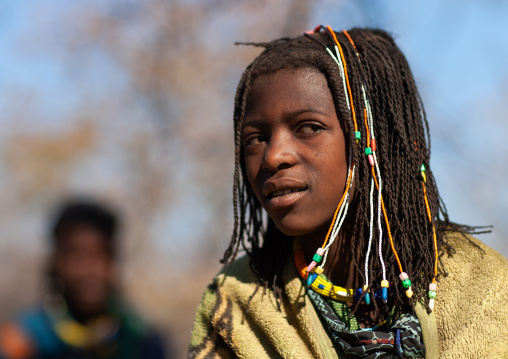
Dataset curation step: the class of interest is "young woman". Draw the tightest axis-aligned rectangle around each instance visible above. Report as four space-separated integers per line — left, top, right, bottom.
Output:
189 26 508 359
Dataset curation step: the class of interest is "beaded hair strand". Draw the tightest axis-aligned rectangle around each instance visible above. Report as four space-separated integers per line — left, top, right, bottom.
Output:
223 28 480 310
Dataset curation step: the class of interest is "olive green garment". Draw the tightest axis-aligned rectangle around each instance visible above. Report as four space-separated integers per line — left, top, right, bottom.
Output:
189 233 508 359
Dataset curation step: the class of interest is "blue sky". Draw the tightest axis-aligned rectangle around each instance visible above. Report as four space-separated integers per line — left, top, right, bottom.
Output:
1 0 507 257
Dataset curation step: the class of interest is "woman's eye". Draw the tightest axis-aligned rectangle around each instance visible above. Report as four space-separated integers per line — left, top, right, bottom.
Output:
298 124 324 135
244 135 266 147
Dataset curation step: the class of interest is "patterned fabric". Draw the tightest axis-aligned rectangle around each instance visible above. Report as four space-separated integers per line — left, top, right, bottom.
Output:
326 298 361 331
307 289 425 358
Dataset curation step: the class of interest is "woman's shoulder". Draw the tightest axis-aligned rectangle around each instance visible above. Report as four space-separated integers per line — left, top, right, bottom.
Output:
436 231 508 358
438 230 508 300
218 254 257 281
440 231 508 275
189 254 257 344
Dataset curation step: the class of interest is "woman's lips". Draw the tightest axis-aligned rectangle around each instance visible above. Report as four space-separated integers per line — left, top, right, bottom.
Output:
267 188 307 208
262 178 308 208
270 187 305 198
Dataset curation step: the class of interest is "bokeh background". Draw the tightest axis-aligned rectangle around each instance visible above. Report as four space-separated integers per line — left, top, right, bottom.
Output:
1 0 507 357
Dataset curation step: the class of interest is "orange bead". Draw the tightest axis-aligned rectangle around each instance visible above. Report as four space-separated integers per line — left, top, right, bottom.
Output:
371 139 376 152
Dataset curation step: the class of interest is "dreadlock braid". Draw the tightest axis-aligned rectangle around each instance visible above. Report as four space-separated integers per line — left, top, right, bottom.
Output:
223 27 475 308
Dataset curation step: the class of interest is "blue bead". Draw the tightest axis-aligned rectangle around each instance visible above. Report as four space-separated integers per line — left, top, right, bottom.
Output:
353 288 363 302
365 292 371 305
318 284 325 290
307 273 318 286
382 287 388 301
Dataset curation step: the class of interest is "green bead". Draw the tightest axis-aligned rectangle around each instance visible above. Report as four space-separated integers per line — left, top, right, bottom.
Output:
421 163 426 172
402 279 412 288
355 131 361 140
365 147 372 155
313 253 323 262
428 290 437 299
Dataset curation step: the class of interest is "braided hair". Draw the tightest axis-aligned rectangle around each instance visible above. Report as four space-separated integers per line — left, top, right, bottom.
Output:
222 28 479 307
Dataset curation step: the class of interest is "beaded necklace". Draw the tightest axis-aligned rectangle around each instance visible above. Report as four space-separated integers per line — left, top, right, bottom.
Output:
293 239 390 303
294 239 395 331
293 238 354 301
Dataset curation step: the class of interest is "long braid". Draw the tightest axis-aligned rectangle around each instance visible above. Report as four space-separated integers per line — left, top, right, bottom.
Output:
222 28 481 308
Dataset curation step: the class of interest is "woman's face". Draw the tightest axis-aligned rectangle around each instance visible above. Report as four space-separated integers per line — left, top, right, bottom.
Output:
242 68 349 239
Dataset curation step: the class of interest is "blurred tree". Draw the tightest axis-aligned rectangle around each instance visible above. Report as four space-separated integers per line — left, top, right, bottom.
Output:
0 0 312 356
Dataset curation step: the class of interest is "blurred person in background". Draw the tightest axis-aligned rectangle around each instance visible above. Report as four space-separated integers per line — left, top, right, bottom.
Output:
0 200 169 359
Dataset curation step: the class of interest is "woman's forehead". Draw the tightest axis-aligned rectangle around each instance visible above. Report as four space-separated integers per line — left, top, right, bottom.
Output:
246 68 332 115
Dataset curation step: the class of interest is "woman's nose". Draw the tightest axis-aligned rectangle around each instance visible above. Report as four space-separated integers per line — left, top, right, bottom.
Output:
261 132 297 172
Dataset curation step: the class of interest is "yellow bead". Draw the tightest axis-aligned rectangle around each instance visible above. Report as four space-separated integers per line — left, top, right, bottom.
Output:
406 287 413 298
314 266 324 275
381 280 389 288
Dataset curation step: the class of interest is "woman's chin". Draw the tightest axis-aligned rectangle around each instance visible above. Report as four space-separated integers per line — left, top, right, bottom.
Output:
274 218 327 239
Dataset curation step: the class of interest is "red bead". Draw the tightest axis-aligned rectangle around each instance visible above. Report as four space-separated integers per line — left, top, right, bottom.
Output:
371 139 376 152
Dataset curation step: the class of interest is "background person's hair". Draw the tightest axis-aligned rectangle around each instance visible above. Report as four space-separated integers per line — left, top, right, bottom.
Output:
222 28 482 309
51 200 119 252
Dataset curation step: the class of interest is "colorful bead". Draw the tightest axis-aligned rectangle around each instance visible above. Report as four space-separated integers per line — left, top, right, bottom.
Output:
428 290 436 299
422 171 427 183
421 164 426 172
429 298 435 311
365 292 371 304
382 287 388 302
306 261 317 273
371 139 376 152
314 266 324 275
402 279 412 288
368 154 374 167
305 25 322 35
336 290 348 297
363 286 370 305
429 282 437 291
318 284 325 290
355 131 361 140
354 287 385 302
365 147 372 155
399 272 409 281
316 248 325 256
312 253 323 262
406 288 413 298
381 280 389 302
307 273 318 286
